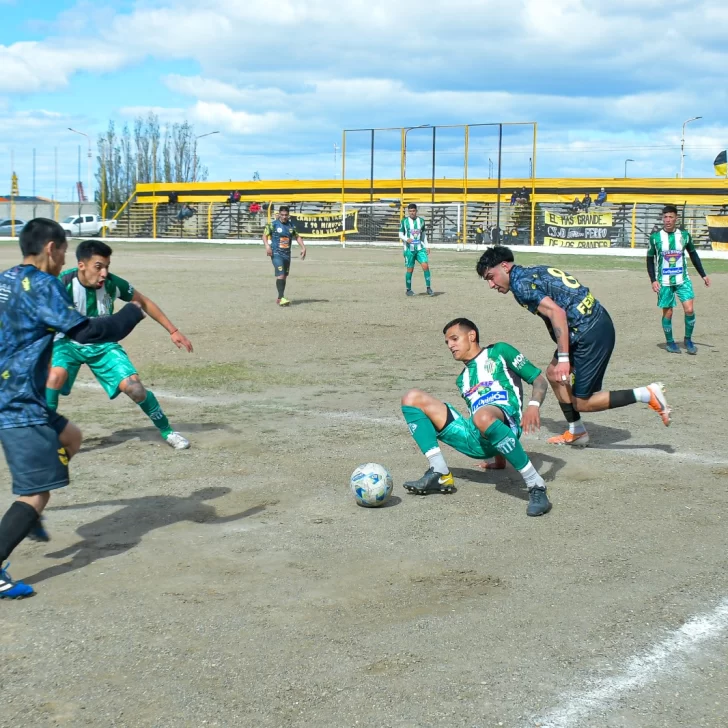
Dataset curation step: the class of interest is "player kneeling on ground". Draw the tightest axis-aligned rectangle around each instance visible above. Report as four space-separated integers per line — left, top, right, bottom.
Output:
45 240 194 450
401 318 551 517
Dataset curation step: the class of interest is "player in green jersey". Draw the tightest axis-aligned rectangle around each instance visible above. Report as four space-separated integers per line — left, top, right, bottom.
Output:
647 204 710 354
45 240 194 450
399 203 434 296
400 318 552 517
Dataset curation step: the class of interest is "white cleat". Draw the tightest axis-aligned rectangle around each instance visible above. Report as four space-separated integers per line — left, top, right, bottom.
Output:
647 382 671 426
165 432 191 450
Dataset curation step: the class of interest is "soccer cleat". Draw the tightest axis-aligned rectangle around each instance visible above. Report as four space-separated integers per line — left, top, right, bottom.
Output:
547 430 590 447
684 339 697 355
0 563 34 599
403 468 455 495
278 297 290 307
526 487 552 517
27 516 50 543
406 289 415 297
666 342 680 354
647 382 671 426
426 287 434 296
165 431 191 450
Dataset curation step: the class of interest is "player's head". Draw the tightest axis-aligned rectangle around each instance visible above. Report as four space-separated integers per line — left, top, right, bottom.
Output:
278 205 290 222
443 318 480 361
407 203 417 219
19 218 68 275
476 245 515 294
76 239 113 289
661 204 678 232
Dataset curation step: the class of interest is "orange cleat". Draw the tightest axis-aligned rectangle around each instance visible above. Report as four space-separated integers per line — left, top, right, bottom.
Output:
547 430 590 447
647 382 671 426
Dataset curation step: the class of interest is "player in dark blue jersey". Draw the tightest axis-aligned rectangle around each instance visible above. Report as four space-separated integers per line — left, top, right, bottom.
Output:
475 246 671 447
0 218 145 599
262 205 306 306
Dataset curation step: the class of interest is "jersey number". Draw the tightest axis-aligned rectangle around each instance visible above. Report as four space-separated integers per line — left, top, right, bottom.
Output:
547 267 581 289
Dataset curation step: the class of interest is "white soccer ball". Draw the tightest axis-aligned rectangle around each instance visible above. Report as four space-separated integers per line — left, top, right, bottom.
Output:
350 463 394 508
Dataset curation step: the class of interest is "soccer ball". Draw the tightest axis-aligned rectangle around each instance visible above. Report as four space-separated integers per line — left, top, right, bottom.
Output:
350 463 393 508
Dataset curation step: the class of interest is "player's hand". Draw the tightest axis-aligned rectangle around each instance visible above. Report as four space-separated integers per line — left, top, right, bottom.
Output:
265 245 272 258
300 248 307 260
704 276 711 287
522 405 541 435
554 360 571 384
171 330 194 353
651 281 660 294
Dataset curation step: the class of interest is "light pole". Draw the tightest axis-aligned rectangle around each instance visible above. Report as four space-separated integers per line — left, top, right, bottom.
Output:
402 124 431 180
680 116 702 178
68 128 92 203
193 131 219 182
624 158 634 178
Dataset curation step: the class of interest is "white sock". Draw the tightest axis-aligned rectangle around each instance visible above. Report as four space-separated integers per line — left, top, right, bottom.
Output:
633 386 651 404
519 461 545 490
569 419 587 435
425 447 449 475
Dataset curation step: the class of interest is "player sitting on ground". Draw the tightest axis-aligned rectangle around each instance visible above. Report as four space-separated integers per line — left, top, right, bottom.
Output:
399 203 434 297
45 240 194 450
476 245 671 447
401 318 552 517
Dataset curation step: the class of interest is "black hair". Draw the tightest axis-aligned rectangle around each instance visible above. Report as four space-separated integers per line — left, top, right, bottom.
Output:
18 218 66 257
443 317 479 343
407 203 417 210
662 204 678 215
279 205 290 213
475 245 514 278
76 239 113 261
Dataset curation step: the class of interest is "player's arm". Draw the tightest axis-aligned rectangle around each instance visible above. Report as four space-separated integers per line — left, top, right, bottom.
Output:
130 289 193 352
686 237 710 286
398 219 409 246
535 296 571 379
646 237 660 293
294 228 306 259
262 224 273 256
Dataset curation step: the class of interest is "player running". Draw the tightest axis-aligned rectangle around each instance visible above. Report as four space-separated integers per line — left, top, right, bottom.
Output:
476 245 671 447
45 240 193 450
401 318 552 517
647 204 710 355
399 203 434 296
0 219 145 599
262 205 306 306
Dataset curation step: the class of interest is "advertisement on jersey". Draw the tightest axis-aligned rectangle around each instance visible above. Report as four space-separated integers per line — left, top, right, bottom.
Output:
466 381 508 413
541 210 615 248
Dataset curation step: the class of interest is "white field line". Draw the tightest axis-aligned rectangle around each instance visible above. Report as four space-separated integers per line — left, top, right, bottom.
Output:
74 382 728 464
532 597 728 728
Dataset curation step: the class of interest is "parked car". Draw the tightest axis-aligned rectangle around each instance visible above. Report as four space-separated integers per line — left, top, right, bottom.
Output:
60 214 117 237
0 218 25 236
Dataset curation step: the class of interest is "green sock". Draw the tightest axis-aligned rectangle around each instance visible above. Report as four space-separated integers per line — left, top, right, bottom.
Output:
662 317 674 343
139 391 173 438
484 420 529 471
424 268 431 287
405 271 413 290
685 313 695 340
46 388 60 411
402 405 440 455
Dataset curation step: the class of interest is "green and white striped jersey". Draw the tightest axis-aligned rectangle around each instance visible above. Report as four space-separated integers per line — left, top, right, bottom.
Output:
647 229 696 287
456 342 541 421
399 216 427 249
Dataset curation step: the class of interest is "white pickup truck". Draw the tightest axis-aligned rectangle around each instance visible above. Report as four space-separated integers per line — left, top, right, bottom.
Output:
61 214 117 237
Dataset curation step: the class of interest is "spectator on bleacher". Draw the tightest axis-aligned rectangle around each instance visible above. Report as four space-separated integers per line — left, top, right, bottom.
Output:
475 225 484 245
570 197 581 214
510 191 518 206
177 204 195 222
582 193 592 211
249 202 261 215
488 225 501 244
517 186 530 204
595 188 607 206
227 191 241 204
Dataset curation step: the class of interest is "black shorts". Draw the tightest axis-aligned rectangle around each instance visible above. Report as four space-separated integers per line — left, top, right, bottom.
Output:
555 310 615 399
0 412 70 496
271 254 290 276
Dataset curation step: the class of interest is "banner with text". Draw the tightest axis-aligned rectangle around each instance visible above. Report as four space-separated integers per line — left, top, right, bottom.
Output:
290 210 358 238
542 210 616 248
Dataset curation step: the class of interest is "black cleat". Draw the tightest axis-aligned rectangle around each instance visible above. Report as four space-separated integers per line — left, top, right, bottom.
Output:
403 467 455 495
526 486 552 517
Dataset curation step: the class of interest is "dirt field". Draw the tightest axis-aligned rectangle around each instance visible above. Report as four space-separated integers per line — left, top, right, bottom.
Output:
1 242 727 728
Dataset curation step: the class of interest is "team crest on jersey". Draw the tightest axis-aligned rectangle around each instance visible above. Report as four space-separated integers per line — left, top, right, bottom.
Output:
22 277 31 291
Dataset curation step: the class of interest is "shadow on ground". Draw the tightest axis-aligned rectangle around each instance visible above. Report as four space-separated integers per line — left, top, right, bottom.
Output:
540 417 674 453
81 422 238 452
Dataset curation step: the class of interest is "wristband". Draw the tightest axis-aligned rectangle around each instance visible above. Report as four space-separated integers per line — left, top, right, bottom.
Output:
170 329 178 335
557 352 569 363
528 400 541 408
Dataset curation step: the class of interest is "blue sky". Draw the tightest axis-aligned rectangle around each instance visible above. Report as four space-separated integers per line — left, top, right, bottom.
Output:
1 0 727 199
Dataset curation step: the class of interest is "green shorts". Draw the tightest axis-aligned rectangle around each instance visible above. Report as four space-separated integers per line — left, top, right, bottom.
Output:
52 339 137 399
437 404 521 460
657 280 694 308
403 246 429 268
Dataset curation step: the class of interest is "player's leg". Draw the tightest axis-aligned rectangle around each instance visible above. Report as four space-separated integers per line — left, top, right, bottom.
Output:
571 313 671 425
545 354 589 446
471 405 551 516
677 281 697 354
272 256 290 305
658 285 679 353
403 248 415 295
0 416 74 598
417 249 434 295
401 389 454 492
46 339 84 410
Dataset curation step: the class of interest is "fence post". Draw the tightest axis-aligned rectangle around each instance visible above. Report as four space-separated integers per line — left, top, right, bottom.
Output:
208 203 212 239
153 202 157 239
631 202 637 248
